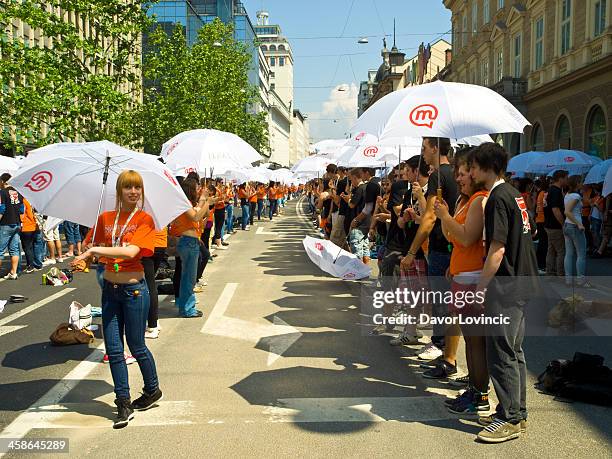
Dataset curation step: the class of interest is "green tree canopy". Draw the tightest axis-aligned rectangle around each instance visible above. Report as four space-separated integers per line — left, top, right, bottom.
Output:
135 18 269 155
0 0 154 152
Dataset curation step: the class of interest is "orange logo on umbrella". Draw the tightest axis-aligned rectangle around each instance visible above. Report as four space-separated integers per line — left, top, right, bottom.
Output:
363 146 379 157
409 104 439 129
24 171 53 192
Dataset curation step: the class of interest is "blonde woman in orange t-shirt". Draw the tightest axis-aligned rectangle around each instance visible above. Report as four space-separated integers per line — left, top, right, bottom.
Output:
72 170 163 428
19 198 43 272
433 151 490 414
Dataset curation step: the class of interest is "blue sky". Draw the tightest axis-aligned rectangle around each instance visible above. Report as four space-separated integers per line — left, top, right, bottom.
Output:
241 0 452 144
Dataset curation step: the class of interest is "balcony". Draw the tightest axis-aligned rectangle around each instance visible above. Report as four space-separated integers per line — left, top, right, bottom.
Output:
491 77 527 104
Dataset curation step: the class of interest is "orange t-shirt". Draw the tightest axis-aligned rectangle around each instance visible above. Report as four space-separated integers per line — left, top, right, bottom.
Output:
257 187 267 199
536 191 546 224
20 199 37 232
214 191 226 210
248 189 258 203
153 227 168 248
169 212 202 237
268 186 277 199
449 191 488 276
89 210 155 272
238 189 248 201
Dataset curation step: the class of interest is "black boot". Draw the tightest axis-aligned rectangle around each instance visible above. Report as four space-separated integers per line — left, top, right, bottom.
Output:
113 397 134 429
132 388 163 411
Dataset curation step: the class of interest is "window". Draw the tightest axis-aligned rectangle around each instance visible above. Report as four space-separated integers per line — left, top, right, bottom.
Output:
484 0 490 23
261 45 267 51
472 2 478 34
270 44 276 51
270 57 276 66
561 0 572 55
532 123 545 150
495 48 503 82
279 56 285 66
278 44 286 50
534 17 544 69
498 0 504 9
513 33 522 77
482 58 489 86
595 0 607 37
555 115 571 148
587 106 607 158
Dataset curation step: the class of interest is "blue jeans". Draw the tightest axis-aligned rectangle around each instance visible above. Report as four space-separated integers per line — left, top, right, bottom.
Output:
257 200 264 220
33 230 45 268
427 250 452 348
269 200 278 220
63 221 82 245
591 217 602 250
241 203 250 229
0 224 21 257
102 279 158 399
176 236 199 317
225 204 234 234
563 223 587 284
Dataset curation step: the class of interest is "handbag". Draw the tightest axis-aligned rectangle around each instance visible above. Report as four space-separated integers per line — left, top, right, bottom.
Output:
68 301 92 330
50 323 94 345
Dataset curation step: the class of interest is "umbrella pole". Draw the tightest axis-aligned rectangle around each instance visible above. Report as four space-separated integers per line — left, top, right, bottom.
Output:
91 152 112 243
437 138 442 201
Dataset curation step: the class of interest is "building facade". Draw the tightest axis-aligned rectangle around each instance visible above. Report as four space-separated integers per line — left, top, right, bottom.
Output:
444 0 612 158
254 11 310 166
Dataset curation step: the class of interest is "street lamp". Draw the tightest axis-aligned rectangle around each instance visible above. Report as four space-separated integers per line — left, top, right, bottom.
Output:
357 37 369 44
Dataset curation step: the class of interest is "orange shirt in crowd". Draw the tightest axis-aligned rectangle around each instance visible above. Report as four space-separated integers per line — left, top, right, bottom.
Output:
87 210 155 273
153 227 168 248
257 186 267 200
268 186 277 199
449 191 488 276
582 187 593 218
248 188 258 203
20 199 37 232
536 191 546 224
237 188 248 201
169 212 202 237
214 188 226 210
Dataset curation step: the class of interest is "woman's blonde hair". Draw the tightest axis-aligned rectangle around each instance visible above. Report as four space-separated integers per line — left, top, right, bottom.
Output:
115 170 144 210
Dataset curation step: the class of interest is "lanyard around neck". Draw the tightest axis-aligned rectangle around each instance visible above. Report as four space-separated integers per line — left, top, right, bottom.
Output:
111 207 139 248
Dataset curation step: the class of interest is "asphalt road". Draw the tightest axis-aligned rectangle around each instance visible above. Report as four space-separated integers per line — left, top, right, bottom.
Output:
0 197 611 458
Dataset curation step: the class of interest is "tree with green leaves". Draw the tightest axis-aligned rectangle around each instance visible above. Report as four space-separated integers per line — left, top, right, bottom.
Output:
0 0 154 153
135 18 269 155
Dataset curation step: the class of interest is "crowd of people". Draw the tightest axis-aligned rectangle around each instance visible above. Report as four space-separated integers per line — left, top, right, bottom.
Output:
0 169 300 428
302 138 610 444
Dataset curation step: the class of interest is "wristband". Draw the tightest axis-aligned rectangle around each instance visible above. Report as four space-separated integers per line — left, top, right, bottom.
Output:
407 250 416 257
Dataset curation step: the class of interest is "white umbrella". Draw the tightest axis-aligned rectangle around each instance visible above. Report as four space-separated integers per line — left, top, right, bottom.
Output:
161 129 262 176
311 139 348 159
302 236 371 280
270 168 294 184
351 80 530 141
10 141 191 229
528 149 602 176
452 134 494 147
338 133 422 167
0 156 18 175
291 155 332 175
584 159 612 185
603 165 612 198
507 151 546 178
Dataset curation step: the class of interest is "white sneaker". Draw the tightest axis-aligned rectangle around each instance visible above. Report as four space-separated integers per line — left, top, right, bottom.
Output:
43 259 56 266
56 257 64 263
417 343 443 361
216 245 228 250
196 280 208 287
3 272 17 280
124 353 137 365
145 327 159 339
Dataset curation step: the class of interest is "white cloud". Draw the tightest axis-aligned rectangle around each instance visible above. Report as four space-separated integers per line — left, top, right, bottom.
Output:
308 83 358 144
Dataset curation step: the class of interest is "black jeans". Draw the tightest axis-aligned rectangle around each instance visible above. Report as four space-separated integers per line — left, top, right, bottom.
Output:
536 222 547 270
141 247 166 328
213 208 225 243
201 226 212 250
20 230 36 267
485 294 527 424
249 202 256 225
172 241 210 298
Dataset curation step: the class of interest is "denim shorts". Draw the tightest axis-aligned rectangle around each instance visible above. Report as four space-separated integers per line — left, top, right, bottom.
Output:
0 225 21 256
349 229 369 258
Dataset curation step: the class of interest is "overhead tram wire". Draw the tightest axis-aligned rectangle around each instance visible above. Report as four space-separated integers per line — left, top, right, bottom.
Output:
328 0 357 88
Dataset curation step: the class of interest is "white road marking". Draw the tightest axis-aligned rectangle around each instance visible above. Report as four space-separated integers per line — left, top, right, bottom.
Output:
255 226 279 235
263 397 459 423
0 288 75 328
0 325 28 337
0 342 105 452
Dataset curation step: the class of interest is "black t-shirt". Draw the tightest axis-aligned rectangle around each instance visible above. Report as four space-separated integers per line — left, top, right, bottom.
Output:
400 185 425 259
485 182 538 280
426 163 458 253
544 185 564 230
385 180 409 252
0 187 24 226
360 180 381 233
336 177 349 216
